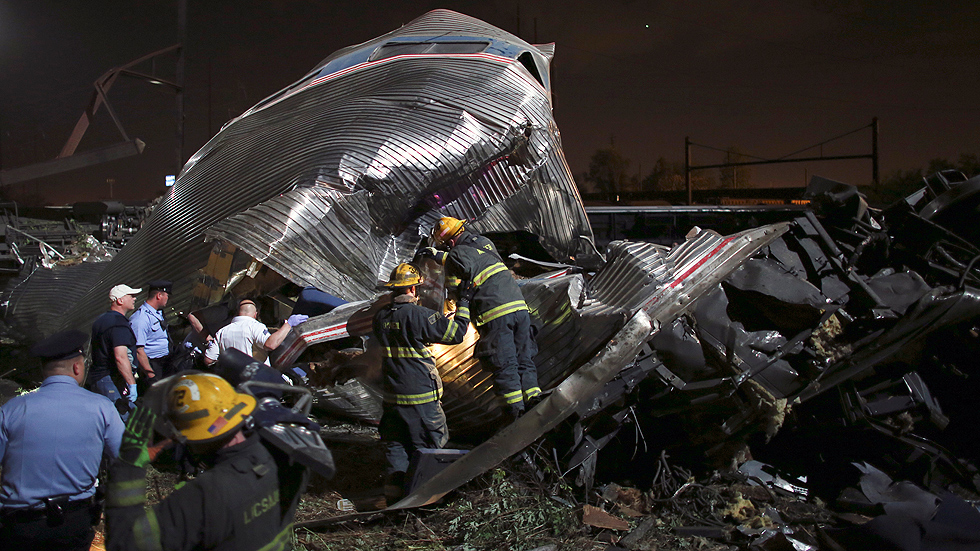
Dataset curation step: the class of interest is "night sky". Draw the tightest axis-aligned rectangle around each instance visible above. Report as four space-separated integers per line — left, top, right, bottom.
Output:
2 0 978 205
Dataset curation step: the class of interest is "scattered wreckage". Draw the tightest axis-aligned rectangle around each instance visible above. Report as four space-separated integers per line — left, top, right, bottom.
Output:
2 10 980 543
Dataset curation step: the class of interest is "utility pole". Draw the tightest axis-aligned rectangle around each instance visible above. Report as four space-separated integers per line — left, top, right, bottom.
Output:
872 117 879 187
685 136 692 205
208 59 213 138
176 0 187 176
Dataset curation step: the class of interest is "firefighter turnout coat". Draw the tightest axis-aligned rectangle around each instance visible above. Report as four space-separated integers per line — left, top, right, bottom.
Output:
106 435 308 551
373 295 471 406
441 231 528 327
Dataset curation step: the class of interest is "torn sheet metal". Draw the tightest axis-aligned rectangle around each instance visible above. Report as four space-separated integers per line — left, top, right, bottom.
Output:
44 9 595 338
380 223 789 508
279 223 787 434
2 261 109 340
376 309 653 511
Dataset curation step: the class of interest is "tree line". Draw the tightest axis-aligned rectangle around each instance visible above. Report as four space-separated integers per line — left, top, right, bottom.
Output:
577 145 751 196
578 144 979 207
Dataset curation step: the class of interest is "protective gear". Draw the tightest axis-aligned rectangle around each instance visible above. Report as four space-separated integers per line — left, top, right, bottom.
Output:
287 314 309 327
383 262 423 289
431 216 464 246
119 405 157 467
416 246 439 259
457 280 477 303
166 372 256 443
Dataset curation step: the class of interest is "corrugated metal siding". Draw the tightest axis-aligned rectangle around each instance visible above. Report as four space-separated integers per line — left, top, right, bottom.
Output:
49 9 593 338
2 261 110 341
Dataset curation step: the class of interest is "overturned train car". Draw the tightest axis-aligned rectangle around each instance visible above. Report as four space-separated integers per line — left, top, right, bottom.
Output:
2 9 596 343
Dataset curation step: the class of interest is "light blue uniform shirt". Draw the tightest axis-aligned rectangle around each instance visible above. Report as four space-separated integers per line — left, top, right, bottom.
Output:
130 301 170 358
0 375 124 510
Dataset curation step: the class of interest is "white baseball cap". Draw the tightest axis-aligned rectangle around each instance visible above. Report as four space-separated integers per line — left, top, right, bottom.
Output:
109 284 142 302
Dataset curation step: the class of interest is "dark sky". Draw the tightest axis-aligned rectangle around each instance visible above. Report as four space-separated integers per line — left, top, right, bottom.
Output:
2 0 978 204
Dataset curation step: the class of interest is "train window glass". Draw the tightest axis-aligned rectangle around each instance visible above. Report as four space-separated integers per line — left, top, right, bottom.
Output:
372 42 489 61
611 214 632 241
623 213 673 241
589 213 612 247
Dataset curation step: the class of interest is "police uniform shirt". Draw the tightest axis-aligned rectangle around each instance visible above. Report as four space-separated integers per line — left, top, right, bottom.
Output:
130 301 170 359
0 376 123 509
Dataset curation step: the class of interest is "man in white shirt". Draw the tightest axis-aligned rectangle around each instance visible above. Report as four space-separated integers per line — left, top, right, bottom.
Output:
204 299 307 365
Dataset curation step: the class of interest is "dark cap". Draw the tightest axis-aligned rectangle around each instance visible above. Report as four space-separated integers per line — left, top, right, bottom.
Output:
30 330 88 363
147 279 173 294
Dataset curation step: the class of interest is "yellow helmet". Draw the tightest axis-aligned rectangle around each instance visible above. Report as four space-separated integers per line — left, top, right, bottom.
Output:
384 262 423 289
167 372 256 443
431 216 464 246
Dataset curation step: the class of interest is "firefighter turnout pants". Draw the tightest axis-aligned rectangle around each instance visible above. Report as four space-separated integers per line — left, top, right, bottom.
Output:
379 401 449 476
475 310 540 416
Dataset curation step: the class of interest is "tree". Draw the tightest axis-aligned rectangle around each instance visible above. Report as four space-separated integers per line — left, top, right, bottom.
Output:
639 157 716 193
640 157 674 192
718 146 752 189
584 146 636 196
957 154 980 177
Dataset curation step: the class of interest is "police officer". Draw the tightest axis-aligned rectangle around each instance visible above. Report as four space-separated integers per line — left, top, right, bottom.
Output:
0 330 124 551
373 262 471 502
130 279 174 387
105 372 309 551
425 217 540 425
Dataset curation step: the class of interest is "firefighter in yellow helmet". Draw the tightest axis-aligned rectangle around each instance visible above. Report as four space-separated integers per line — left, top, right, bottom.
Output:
422 217 540 426
373 262 471 502
104 372 309 551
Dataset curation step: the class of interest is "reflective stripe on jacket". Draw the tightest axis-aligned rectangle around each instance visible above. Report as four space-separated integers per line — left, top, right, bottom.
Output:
105 435 308 551
372 296 470 406
445 231 528 326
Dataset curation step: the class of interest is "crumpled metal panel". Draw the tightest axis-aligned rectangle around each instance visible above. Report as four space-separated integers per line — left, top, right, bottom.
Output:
280 223 789 434
2 262 109 341
310 379 384 424
588 241 672 311
282 272 632 432
205 187 416 302
48 9 594 337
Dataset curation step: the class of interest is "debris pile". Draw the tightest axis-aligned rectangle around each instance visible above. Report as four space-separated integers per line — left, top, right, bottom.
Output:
2 9 980 551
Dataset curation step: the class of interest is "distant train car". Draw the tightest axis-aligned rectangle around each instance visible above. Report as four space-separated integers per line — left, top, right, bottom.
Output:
585 204 808 249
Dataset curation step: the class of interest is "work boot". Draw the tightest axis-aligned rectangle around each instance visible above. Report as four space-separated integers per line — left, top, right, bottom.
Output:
525 394 544 410
384 471 406 505
497 406 525 430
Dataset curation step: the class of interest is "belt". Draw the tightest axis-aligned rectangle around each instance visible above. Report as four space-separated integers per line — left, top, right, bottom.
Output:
1 496 96 522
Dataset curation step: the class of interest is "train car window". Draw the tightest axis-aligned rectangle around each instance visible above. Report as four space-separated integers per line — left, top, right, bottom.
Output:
371 42 489 61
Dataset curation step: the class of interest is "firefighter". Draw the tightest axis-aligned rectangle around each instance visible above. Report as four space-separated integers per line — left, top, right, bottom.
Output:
104 372 309 551
373 262 472 502
423 216 540 426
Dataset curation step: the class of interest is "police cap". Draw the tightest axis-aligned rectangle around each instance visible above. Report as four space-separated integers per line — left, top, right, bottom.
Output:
147 279 173 294
30 330 88 363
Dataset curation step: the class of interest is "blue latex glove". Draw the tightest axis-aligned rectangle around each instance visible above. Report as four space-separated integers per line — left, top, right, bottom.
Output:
287 314 309 327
